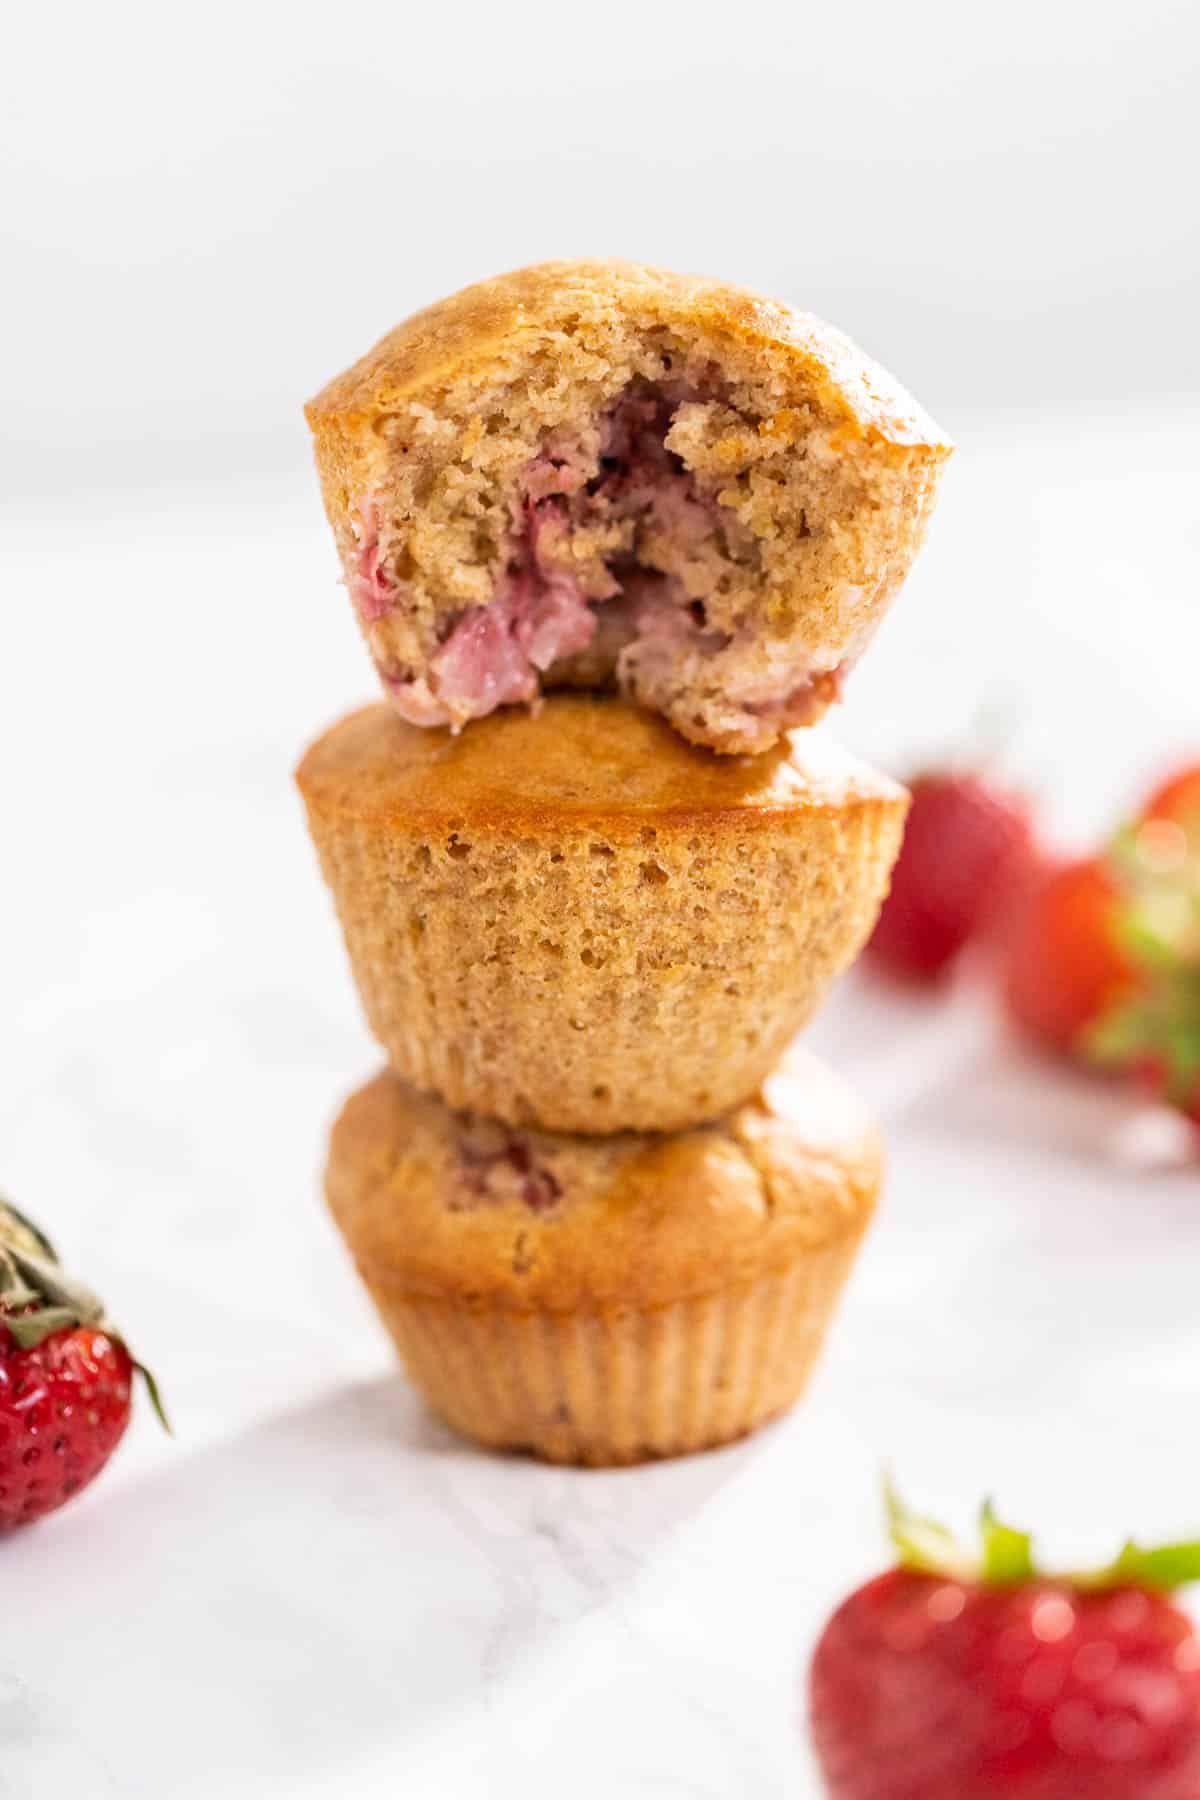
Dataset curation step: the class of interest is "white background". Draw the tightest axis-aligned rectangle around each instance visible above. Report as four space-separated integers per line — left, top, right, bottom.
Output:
2 4 1200 1796
5 0 1199 492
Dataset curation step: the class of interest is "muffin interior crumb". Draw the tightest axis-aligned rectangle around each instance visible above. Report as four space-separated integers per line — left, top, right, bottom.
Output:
350 317 899 747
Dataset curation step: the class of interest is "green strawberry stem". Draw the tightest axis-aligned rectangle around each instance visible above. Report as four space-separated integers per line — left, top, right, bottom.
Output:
133 1358 172 1434
886 1479 1200 1595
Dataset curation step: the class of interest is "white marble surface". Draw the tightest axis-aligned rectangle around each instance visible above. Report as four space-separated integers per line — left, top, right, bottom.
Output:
2 413 1199 1797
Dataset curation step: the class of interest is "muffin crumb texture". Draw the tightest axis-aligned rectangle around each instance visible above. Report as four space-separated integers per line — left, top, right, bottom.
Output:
307 259 951 752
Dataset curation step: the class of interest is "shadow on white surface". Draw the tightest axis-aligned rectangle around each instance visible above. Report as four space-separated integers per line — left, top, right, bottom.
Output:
0 1376 764 1800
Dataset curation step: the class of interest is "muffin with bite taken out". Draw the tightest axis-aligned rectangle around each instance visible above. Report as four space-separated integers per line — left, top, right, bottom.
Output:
306 259 951 754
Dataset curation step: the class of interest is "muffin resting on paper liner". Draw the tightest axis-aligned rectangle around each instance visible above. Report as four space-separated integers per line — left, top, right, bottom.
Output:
324 1047 881 1466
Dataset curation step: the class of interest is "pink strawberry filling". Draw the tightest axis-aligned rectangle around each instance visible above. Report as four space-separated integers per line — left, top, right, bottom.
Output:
455 1131 562 1213
383 565 599 727
349 503 396 625
744 666 845 726
358 384 833 731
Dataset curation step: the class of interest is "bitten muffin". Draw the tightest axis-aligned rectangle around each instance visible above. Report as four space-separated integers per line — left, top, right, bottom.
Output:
325 1048 881 1465
306 259 952 754
296 694 908 1134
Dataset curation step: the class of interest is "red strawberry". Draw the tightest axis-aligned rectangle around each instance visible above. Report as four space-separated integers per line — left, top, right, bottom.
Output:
1003 855 1133 1053
810 1488 1200 1800
867 773 1036 982
0 1197 167 1529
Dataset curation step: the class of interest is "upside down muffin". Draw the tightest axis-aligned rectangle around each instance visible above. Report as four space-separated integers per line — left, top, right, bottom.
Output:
325 1048 881 1465
306 259 952 754
296 694 908 1133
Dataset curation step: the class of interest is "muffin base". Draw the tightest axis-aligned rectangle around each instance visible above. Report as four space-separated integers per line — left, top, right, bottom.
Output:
360 1248 863 1466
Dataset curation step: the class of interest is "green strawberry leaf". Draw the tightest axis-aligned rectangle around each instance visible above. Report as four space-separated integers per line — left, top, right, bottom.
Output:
1101 1539 1200 1593
885 1477 974 1579
980 1499 1035 1585
2 1306 81 1350
5 1242 104 1324
0 1195 59 1265
887 1483 1200 1596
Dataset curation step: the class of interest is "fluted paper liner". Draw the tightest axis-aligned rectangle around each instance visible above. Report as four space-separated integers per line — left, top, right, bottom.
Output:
354 1233 866 1466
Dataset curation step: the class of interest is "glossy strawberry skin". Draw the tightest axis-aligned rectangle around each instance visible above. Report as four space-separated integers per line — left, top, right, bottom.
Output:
0 1323 133 1529
811 1569 1200 1800
867 775 1035 981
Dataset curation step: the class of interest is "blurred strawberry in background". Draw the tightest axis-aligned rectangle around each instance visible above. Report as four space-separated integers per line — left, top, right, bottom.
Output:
868 752 1200 1141
865 772 1036 982
1143 764 1200 833
1079 771 1200 1127
1003 855 1134 1053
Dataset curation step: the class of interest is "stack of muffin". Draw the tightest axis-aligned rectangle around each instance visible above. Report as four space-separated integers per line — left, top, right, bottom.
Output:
297 261 950 1465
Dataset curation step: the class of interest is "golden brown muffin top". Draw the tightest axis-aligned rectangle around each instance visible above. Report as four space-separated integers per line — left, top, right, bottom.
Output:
306 258 950 456
325 1049 880 1311
295 694 905 833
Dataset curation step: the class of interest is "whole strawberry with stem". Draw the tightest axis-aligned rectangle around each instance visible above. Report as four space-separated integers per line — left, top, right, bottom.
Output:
0 1197 167 1529
810 1485 1200 1799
